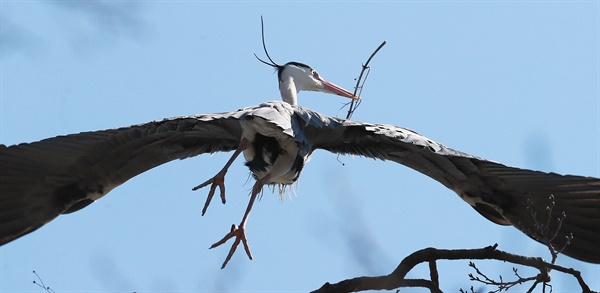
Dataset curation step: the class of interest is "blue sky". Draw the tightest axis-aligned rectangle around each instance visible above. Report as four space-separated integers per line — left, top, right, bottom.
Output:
1 1 598 292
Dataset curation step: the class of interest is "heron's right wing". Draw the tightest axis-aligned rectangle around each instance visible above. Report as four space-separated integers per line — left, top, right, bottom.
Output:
0 107 253 246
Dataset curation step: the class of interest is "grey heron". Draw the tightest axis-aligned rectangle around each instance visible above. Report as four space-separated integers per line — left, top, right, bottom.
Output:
0 62 598 268
191 60 359 267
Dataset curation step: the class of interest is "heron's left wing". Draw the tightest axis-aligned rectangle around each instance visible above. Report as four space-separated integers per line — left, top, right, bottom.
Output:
293 106 600 264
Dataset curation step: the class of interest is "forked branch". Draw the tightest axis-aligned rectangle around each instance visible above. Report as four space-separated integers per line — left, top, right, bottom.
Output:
32 271 55 293
313 196 596 293
311 244 595 293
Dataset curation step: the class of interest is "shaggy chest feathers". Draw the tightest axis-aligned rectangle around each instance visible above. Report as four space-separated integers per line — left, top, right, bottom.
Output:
244 133 305 185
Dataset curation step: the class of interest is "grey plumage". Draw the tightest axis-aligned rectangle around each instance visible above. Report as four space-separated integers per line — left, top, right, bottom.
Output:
1 101 598 263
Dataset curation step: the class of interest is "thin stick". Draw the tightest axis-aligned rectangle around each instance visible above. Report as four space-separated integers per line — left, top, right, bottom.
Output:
346 40 387 119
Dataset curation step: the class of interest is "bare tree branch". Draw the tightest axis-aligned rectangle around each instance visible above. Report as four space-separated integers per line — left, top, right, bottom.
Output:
429 260 439 287
311 244 596 293
313 194 596 293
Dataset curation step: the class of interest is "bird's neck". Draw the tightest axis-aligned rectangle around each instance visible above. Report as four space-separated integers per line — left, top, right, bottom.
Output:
279 76 298 105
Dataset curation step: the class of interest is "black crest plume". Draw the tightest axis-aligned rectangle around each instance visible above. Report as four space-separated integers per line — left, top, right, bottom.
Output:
254 16 281 69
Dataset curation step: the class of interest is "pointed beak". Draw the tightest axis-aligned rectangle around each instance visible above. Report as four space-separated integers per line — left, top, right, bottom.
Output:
319 78 360 100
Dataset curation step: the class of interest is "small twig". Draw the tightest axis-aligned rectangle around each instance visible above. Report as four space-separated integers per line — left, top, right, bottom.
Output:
32 271 55 293
344 40 386 120
526 195 571 265
544 195 560 263
469 261 537 292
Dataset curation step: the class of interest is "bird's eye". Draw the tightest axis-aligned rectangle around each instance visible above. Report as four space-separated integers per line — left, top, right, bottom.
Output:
311 70 320 79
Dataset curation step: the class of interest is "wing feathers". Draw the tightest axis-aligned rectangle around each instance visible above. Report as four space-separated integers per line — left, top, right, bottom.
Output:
1 102 598 264
299 109 599 263
0 114 245 245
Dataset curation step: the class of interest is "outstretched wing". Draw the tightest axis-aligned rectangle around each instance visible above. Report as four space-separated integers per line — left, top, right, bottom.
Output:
0 108 253 245
0 101 324 246
294 106 600 264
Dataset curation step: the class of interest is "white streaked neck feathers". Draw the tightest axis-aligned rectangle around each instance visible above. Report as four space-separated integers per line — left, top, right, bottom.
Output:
279 75 299 105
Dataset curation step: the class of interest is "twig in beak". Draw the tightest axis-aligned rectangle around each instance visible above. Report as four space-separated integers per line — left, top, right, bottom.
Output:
345 40 387 119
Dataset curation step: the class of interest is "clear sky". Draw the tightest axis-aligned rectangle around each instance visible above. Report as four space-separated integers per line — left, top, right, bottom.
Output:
1 1 598 292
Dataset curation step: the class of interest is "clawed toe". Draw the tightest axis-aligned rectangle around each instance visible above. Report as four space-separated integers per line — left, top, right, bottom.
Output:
210 224 253 269
193 172 227 215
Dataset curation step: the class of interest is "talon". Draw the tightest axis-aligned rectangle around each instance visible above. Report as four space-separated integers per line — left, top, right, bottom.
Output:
210 224 253 269
193 171 227 216
192 138 248 217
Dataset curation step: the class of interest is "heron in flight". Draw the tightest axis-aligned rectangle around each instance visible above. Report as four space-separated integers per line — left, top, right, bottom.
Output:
1 62 599 268
191 60 360 267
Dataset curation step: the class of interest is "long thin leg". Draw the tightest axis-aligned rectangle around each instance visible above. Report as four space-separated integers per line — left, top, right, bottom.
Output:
193 138 249 216
210 173 271 269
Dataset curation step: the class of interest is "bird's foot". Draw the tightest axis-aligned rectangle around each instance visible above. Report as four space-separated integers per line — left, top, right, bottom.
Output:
210 224 253 269
192 171 227 216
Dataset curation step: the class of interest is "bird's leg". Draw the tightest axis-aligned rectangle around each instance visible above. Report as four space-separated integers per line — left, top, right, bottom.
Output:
210 173 271 269
192 138 249 216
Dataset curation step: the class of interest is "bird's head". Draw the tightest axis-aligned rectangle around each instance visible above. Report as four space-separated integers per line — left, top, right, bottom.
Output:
254 17 359 105
276 62 360 105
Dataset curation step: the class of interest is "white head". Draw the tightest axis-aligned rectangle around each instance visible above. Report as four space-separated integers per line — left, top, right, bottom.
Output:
276 62 360 105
